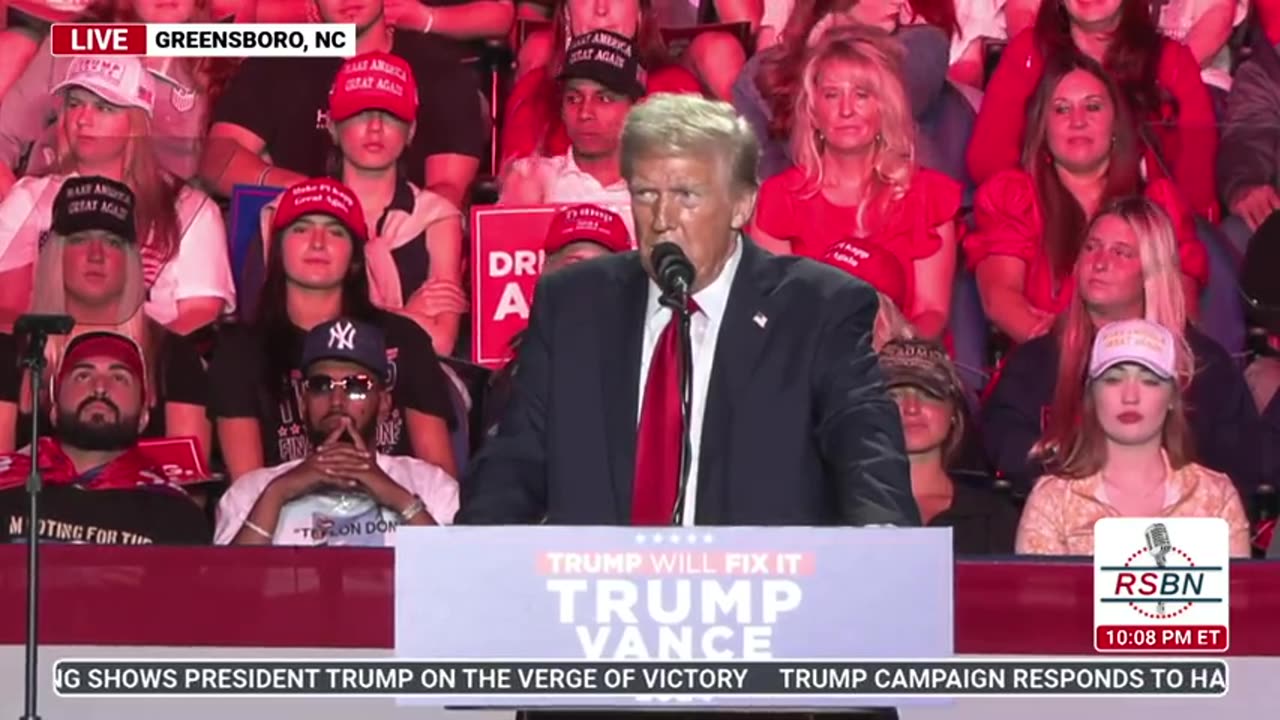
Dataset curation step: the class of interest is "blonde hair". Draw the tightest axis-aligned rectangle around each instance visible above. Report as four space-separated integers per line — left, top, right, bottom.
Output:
51 103 181 268
1034 196 1196 473
23 230 157 415
791 24 915 233
873 292 915 351
621 93 760 192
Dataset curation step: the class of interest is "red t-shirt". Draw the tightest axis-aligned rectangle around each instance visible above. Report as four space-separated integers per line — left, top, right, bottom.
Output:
754 166 961 317
962 169 1209 316
1260 0 1280 44
500 64 703 165
966 30 1220 222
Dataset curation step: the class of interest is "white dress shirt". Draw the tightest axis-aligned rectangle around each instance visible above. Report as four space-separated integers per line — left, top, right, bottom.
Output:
636 236 743 526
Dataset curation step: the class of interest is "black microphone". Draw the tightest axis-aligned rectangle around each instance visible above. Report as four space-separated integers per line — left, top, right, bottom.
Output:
651 242 696 299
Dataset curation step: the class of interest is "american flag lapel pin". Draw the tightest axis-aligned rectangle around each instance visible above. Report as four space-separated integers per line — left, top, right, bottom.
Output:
753 312 768 328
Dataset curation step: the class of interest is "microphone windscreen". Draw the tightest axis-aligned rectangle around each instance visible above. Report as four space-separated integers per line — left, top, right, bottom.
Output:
651 242 687 268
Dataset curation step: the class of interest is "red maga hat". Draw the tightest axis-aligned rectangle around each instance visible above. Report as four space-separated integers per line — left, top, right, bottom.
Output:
544 204 631 255
271 178 368 244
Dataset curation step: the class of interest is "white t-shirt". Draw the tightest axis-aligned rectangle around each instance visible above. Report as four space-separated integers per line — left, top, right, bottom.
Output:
499 152 636 240
761 0 794 36
214 453 459 546
1156 0 1250 91
0 173 236 326
501 151 637 238
899 0 1008 65
950 0 1008 66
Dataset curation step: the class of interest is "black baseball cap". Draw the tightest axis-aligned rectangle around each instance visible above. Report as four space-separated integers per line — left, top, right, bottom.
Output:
301 318 389 379
558 30 646 100
51 176 136 244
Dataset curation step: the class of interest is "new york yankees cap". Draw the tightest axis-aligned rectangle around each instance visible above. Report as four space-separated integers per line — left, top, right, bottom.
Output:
301 318 389 379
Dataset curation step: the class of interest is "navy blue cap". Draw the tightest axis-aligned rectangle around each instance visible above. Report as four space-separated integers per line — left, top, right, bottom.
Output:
301 318 388 379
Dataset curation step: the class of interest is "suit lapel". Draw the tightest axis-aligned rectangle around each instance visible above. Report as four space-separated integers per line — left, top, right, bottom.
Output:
600 256 650 522
697 239 782 519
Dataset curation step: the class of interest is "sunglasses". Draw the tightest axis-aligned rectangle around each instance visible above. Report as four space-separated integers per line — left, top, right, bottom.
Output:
303 374 377 398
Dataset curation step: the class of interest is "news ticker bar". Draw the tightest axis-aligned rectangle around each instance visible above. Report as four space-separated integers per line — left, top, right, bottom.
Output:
49 23 358 57
53 659 1229 698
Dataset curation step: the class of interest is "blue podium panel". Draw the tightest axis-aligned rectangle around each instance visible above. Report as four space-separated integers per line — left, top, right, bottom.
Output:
395 526 953 708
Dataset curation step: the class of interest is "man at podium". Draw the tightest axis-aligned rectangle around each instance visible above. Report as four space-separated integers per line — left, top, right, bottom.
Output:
459 93 918 530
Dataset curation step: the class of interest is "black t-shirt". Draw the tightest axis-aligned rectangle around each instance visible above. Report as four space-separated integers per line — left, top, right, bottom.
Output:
0 330 208 447
422 0 492 62
211 31 485 187
0 484 211 544
927 476 1020 556
206 310 456 466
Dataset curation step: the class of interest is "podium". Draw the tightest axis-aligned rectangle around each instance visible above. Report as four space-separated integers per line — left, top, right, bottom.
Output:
394 526 954 709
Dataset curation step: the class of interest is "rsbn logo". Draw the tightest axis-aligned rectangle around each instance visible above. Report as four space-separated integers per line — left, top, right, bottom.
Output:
1094 517 1230 653
1104 522 1223 618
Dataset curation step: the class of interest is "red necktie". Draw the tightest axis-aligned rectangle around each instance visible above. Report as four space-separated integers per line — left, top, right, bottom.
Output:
632 300 698 525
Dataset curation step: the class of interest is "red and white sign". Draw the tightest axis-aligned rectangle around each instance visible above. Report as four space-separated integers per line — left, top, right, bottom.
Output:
469 204 634 369
135 436 213 486
1094 517 1230 653
49 23 356 57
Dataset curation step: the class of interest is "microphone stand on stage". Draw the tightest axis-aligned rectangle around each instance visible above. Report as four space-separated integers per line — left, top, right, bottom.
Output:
14 313 75 720
661 288 695 527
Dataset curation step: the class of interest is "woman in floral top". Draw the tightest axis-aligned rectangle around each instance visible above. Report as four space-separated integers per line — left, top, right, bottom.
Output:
1015 318 1251 557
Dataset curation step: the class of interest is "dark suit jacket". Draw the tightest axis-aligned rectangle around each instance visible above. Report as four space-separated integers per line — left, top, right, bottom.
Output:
458 239 919 527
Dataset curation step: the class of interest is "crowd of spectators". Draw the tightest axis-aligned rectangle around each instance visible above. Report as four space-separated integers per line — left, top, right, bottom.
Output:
0 0 1275 556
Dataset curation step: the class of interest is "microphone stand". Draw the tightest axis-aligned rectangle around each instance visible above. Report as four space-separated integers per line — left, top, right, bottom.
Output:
662 288 695 526
15 314 74 720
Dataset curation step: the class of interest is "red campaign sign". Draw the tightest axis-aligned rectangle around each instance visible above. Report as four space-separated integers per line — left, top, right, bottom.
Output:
135 436 213 486
470 203 633 369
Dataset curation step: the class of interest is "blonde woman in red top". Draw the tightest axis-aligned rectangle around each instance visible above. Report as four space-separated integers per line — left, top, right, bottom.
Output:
967 0 1219 221
500 0 703 167
749 25 960 340
963 53 1207 344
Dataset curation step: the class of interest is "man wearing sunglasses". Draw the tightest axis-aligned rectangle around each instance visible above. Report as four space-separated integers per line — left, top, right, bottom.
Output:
214 318 459 546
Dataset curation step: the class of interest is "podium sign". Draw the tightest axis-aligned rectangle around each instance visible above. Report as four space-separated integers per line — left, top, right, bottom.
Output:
395 526 953 708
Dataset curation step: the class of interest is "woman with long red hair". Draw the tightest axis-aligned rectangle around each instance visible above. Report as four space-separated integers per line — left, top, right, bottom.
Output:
500 0 702 167
963 53 1206 345
967 0 1219 221
981 195 1266 499
1016 318 1251 557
